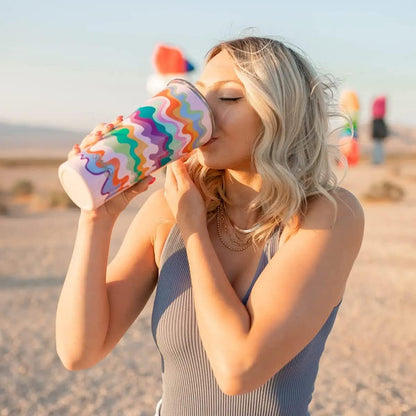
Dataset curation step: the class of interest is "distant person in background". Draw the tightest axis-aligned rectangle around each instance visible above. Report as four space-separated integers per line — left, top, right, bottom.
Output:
371 96 389 165
339 89 360 166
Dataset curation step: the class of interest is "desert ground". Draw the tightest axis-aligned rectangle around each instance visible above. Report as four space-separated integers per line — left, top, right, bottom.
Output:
0 133 415 415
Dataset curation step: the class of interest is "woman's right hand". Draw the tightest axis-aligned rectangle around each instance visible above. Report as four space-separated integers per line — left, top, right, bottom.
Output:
68 115 157 219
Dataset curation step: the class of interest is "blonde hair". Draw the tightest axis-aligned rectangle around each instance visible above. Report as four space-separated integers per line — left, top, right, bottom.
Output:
186 36 340 243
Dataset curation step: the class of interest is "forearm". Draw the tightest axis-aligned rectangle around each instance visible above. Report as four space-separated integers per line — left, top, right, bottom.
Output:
184 229 251 379
56 211 116 369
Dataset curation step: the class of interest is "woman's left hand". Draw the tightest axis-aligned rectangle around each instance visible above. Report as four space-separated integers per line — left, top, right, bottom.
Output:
164 159 206 237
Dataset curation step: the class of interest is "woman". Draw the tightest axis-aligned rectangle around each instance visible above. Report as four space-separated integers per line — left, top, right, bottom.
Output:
371 95 389 165
56 37 364 415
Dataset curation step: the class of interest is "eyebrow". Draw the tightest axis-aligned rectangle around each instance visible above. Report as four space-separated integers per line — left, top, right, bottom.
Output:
195 80 244 88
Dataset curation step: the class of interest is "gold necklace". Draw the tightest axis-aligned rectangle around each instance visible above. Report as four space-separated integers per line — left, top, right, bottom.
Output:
216 202 260 252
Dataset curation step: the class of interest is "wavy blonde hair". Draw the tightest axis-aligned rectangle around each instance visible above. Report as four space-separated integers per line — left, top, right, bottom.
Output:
186 36 340 243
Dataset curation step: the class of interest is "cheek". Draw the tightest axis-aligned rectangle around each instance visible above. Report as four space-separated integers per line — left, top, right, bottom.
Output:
230 110 262 143
218 108 254 137
216 106 235 127
247 111 262 134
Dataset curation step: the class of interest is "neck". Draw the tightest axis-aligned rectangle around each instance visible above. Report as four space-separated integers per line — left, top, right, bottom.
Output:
223 169 262 228
224 170 262 206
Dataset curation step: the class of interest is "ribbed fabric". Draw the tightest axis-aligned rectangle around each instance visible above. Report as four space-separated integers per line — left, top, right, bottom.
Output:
151 224 339 416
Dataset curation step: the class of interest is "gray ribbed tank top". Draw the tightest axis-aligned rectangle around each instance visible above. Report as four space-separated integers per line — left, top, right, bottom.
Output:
151 224 339 416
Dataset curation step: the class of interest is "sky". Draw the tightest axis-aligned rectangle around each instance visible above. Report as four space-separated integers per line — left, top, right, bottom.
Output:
1 0 415 134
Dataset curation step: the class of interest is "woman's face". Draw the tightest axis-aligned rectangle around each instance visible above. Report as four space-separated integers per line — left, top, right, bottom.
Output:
194 50 263 172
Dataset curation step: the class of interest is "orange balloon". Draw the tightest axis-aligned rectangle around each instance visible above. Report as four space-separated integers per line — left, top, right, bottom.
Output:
152 43 194 75
339 90 360 113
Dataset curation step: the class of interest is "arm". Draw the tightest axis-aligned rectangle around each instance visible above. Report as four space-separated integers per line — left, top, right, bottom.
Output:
55 181 162 370
165 161 364 395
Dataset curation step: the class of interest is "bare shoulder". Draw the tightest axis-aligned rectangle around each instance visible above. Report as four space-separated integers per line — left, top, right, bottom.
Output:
271 187 364 308
131 188 174 233
333 186 364 215
303 187 364 234
140 188 174 220
278 187 364 256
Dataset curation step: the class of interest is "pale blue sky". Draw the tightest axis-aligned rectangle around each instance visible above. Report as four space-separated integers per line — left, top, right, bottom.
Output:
1 0 415 132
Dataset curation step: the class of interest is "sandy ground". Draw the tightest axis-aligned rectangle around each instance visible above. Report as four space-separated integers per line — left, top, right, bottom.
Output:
0 145 415 415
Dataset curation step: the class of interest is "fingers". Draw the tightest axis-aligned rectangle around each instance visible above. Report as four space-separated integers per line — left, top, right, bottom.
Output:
163 161 204 225
90 122 107 136
102 123 114 134
164 160 194 202
165 163 178 192
101 115 123 135
78 124 105 150
72 116 124 156
67 143 81 159
170 159 191 190
112 115 124 127
124 176 156 202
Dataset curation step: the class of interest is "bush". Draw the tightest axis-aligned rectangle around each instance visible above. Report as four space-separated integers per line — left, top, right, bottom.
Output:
11 180 34 197
0 193 8 215
362 180 405 203
48 190 77 209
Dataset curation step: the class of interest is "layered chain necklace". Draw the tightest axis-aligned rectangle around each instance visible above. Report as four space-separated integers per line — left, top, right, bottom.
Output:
216 202 261 252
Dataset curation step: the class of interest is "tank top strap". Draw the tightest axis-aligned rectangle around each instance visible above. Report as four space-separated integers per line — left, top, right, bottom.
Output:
242 225 283 305
159 223 182 269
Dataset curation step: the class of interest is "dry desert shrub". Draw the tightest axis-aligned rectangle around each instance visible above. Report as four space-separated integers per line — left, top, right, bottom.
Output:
11 179 35 197
0 191 9 215
27 190 77 212
47 190 77 209
362 180 405 203
2 178 76 213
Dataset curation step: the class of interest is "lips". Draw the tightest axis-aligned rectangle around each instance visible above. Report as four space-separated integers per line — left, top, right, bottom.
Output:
203 136 218 146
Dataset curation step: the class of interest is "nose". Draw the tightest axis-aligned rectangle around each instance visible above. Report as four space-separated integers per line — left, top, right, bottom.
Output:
202 91 220 136
194 82 214 109
194 82 219 137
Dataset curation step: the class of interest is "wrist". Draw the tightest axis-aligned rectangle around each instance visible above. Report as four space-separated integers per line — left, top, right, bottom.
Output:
79 209 118 228
181 219 209 245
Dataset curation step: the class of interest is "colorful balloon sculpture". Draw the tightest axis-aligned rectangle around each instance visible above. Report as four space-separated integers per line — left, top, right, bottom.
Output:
372 96 386 119
339 89 360 166
146 43 195 96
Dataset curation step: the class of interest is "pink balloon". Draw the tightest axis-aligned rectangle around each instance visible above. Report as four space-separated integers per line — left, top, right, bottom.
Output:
372 96 386 119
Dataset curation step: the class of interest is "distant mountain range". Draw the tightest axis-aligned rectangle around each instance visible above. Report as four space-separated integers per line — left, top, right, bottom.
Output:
1 120 415 159
0 122 84 150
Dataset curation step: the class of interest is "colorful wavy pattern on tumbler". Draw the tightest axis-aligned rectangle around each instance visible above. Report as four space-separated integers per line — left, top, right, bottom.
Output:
80 81 210 200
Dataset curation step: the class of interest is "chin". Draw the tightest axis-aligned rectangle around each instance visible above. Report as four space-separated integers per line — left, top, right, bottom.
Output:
196 148 252 172
196 148 224 170
197 157 230 171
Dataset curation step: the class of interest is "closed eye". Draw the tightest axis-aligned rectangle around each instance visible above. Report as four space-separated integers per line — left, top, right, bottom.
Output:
219 97 242 102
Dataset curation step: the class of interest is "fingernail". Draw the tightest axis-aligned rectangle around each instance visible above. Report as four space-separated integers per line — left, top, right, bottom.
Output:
73 143 80 149
95 130 103 136
106 123 114 130
116 115 123 122
148 177 156 185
